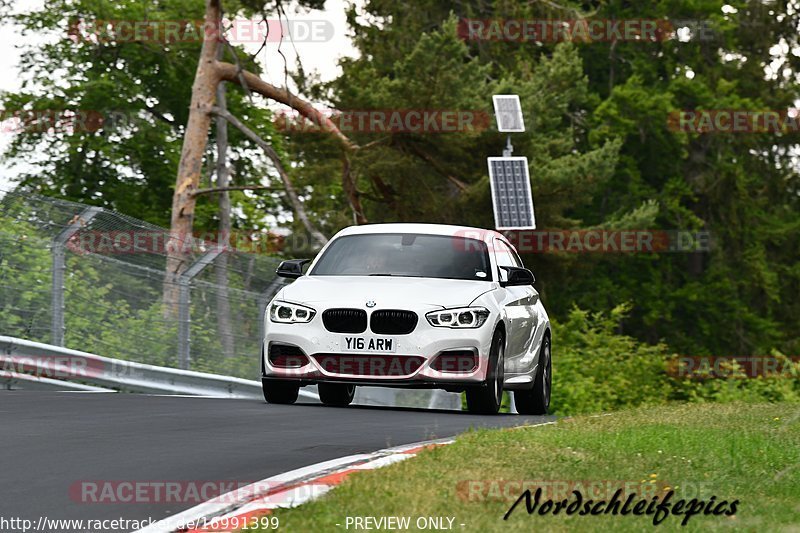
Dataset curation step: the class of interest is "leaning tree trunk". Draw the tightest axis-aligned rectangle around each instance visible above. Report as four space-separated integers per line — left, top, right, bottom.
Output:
163 0 221 317
163 0 358 317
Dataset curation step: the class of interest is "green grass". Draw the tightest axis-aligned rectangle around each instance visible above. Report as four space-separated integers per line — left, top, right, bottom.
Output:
248 403 800 532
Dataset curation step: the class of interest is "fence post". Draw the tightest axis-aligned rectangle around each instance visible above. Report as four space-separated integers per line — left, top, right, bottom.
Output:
51 207 101 346
177 247 225 370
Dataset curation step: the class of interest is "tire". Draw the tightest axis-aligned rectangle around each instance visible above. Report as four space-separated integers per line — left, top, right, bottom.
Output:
466 330 505 414
515 335 551 415
318 383 356 407
262 379 299 404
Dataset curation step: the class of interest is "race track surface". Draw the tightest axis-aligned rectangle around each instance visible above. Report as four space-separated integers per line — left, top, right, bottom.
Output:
0 391 552 531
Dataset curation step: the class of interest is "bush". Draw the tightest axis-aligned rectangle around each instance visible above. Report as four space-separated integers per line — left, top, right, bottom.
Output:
552 305 800 416
551 304 669 415
666 352 800 404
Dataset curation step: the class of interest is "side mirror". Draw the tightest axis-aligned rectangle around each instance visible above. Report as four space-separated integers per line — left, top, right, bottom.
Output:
276 259 312 279
499 266 535 287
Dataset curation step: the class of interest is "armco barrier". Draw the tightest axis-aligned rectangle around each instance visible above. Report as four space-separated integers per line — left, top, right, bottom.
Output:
0 336 319 401
0 370 114 392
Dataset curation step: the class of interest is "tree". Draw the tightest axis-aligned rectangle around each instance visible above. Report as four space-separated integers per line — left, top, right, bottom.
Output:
570 0 800 354
0 0 341 317
284 0 800 356
0 0 282 228
4 0 798 358
285 3 625 300
164 0 347 300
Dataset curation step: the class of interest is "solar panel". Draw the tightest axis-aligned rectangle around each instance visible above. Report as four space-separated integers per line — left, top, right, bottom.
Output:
487 157 536 230
492 95 525 132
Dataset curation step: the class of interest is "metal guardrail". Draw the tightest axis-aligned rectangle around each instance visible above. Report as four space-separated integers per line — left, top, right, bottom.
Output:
1 190 287 379
0 371 114 392
0 336 319 401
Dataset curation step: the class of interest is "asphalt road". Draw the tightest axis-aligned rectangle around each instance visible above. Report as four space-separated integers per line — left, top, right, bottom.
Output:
0 391 552 531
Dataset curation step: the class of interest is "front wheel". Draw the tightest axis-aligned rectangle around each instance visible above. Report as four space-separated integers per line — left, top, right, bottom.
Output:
318 383 356 407
262 379 299 404
515 336 551 415
466 331 505 414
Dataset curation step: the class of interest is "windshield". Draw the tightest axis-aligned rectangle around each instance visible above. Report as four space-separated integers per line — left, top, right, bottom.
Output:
310 233 492 281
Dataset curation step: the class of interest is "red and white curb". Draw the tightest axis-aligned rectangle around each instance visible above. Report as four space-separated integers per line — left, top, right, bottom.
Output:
134 438 455 533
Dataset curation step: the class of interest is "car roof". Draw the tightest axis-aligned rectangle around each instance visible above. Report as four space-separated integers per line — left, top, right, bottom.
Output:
333 223 505 243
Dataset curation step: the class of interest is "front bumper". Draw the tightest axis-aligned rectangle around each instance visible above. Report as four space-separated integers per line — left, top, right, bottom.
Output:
262 308 496 387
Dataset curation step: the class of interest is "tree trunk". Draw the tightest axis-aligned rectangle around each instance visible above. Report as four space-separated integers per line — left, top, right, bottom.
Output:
214 54 235 359
209 106 329 247
163 0 221 317
342 154 367 224
163 0 358 316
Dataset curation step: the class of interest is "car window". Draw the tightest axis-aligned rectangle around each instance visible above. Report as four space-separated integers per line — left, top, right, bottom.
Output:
494 239 521 268
310 233 493 281
510 244 524 268
494 239 524 282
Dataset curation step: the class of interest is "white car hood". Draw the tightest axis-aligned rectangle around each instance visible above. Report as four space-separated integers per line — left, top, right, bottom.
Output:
278 276 496 309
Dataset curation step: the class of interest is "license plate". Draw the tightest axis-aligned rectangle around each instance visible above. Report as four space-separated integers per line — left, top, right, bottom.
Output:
341 336 397 353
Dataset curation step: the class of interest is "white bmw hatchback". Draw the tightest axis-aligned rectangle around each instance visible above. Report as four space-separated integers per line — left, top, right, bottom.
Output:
261 223 551 414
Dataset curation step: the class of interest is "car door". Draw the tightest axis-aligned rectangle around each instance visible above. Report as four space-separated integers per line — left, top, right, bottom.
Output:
494 239 539 371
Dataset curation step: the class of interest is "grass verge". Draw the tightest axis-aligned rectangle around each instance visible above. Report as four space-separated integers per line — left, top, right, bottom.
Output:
248 403 799 532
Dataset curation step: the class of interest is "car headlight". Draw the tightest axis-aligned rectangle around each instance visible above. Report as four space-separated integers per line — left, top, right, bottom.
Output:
269 301 316 323
426 307 489 328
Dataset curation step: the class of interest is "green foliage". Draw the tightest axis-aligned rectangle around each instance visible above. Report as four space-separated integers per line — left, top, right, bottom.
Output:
2 0 799 386
0 0 282 231
0 232 53 341
551 305 800 415
551 304 669 415
2 207 796 409
286 0 800 359
666 353 800 404
569 0 800 356
262 403 800 531
0 211 261 379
